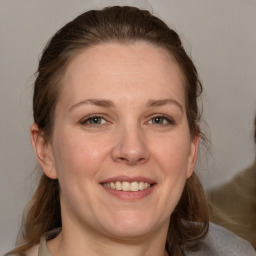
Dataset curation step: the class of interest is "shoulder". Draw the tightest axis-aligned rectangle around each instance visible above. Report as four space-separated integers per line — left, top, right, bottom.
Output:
206 223 255 255
25 244 39 256
185 223 256 256
24 228 60 256
4 245 39 256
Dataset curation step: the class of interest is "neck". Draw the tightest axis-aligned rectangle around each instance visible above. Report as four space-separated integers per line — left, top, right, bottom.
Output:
47 220 169 256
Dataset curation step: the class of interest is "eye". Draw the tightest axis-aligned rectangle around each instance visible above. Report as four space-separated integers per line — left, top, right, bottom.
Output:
149 116 175 125
80 115 108 126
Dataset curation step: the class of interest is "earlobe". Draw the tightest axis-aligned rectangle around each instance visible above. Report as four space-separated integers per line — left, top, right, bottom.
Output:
186 134 199 179
30 124 57 179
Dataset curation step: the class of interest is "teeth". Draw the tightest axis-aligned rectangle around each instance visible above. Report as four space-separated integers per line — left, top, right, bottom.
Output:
110 182 115 189
122 181 130 191
116 181 122 190
103 181 151 192
139 181 145 191
130 181 138 192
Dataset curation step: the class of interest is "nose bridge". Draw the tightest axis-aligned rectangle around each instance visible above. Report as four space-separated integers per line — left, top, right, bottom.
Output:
111 121 149 165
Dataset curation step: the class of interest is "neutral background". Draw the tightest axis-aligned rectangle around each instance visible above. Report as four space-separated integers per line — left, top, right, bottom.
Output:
1 0 255 253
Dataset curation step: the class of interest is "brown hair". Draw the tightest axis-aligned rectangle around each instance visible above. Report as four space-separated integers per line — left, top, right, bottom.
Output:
8 6 208 256
254 115 256 143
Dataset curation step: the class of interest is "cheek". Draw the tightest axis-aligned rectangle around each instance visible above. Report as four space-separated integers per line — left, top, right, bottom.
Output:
150 134 192 176
51 132 111 211
52 131 111 181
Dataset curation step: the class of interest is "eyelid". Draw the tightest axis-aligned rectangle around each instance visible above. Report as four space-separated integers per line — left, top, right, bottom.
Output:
79 114 109 126
147 114 176 125
79 113 175 126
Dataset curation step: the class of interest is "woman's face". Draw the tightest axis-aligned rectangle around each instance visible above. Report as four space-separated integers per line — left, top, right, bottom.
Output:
39 42 198 239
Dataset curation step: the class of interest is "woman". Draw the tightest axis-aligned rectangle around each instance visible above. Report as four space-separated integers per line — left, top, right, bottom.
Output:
7 6 255 256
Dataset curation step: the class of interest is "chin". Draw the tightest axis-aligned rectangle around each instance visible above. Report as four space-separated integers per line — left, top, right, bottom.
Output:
107 227 153 241
101 214 164 240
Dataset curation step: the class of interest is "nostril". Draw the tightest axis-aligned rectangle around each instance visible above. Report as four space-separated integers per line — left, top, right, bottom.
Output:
111 132 150 164
119 156 147 165
137 157 147 164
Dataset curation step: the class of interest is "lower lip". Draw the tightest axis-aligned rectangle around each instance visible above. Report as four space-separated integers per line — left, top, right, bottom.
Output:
101 185 155 200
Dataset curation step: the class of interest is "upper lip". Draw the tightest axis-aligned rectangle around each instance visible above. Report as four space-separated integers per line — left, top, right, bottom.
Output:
100 175 156 184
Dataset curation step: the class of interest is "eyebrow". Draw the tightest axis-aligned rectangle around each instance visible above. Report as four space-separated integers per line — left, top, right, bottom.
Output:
68 98 183 112
146 98 183 113
69 99 114 112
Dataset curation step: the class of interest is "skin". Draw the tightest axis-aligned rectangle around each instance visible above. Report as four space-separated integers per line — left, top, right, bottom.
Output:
31 42 199 256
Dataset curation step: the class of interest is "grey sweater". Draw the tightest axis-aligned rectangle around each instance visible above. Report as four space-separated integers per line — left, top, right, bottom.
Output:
184 223 256 255
25 223 255 256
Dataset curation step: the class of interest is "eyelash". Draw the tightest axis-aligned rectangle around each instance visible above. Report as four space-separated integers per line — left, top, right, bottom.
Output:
79 114 175 127
79 114 108 126
148 115 175 125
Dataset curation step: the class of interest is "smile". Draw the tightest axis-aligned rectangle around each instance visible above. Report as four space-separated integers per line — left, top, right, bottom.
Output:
103 181 151 192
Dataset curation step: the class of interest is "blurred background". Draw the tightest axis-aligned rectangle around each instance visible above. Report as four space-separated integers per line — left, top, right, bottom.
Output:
1 0 255 253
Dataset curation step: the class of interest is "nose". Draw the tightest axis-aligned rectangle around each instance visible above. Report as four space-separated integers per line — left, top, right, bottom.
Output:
111 125 150 165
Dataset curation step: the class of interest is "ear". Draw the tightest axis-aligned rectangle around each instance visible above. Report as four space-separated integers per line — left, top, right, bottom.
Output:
186 134 199 179
30 124 57 179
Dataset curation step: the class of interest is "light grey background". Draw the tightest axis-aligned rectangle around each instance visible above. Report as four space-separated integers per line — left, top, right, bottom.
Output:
1 0 255 253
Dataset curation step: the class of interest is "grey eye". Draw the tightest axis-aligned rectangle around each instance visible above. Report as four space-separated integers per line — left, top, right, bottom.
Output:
150 116 170 125
88 117 103 124
152 117 165 124
80 115 107 125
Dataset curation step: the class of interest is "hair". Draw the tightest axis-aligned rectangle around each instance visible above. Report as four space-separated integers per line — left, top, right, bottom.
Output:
7 6 209 256
254 115 256 143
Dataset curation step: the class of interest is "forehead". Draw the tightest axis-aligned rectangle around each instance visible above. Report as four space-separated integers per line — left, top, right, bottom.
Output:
60 42 185 104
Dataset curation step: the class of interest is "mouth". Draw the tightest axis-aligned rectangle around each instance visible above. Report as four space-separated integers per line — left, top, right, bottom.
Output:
102 181 152 192
100 176 156 200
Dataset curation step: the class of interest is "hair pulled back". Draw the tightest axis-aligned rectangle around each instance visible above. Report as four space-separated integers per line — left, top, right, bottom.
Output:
9 6 208 256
